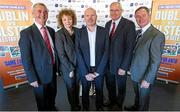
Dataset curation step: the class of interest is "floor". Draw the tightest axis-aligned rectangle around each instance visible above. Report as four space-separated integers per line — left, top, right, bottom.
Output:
0 76 179 111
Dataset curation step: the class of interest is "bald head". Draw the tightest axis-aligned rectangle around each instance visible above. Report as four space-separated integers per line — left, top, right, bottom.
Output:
84 7 96 16
84 7 97 27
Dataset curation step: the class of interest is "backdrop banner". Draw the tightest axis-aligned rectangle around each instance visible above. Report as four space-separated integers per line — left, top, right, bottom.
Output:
0 0 153 88
151 0 180 83
0 0 33 88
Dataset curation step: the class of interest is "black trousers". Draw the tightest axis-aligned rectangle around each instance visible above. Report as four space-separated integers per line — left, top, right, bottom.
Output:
105 72 127 107
33 72 57 111
81 67 104 109
132 80 151 111
62 71 80 109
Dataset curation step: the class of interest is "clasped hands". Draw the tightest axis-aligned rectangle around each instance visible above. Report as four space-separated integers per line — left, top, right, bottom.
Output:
85 72 99 81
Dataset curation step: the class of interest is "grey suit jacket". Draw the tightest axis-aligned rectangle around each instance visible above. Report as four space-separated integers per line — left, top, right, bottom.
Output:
130 25 165 84
55 27 78 75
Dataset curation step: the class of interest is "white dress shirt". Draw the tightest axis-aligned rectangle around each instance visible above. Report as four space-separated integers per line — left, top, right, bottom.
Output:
35 22 55 59
109 17 121 35
87 26 97 67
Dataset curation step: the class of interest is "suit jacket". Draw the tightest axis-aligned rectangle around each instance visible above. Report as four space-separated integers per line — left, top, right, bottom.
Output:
55 27 78 75
19 23 58 84
130 25 165 84
76 25 109 77
105 17 136 74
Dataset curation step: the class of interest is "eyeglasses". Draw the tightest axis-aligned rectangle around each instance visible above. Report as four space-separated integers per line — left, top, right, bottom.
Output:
110 9 121 12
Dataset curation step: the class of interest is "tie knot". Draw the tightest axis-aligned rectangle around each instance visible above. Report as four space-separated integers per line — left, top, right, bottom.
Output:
113 22 115 25
137 29 142 35
41 26 46 31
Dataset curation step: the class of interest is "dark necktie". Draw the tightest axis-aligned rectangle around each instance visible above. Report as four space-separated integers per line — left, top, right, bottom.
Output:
136 29 142 42
41 27 55 64
109 22 116 40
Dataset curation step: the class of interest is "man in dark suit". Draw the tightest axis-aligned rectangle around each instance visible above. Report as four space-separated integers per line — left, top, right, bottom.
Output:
19 3 58 111
124 6 165 111
104 2 136 110
76 7 109 111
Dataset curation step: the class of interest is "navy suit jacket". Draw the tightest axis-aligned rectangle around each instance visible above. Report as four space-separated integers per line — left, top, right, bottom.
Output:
19 24 57 84
76 25 109 78
105 17 136 74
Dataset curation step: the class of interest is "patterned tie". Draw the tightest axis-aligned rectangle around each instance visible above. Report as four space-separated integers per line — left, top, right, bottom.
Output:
41 26 55 64
136 29 142 42
109 22 116 40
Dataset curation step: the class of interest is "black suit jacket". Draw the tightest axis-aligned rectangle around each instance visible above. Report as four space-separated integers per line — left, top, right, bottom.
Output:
19 24 58 84
105 17 136 74
76 25 109 77
55 27 78 75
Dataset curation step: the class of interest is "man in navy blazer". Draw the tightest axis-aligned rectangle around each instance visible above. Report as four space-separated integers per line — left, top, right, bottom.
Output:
19 3 58 110
76 8 109 111
124 6 165 111
104 2 136 110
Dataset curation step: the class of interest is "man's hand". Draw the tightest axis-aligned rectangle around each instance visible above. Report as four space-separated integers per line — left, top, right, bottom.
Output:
118 68 126 76
85 73 96 81
30 81 39 88
69 71 74 78
141 80 150 88
94 72 99 77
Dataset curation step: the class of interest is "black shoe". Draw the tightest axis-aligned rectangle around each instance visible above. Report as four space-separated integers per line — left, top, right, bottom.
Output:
117 104 122 111
124 105 138 111
71 105 81 111
103 100 115 107
96 107 104 111
82 107 89 111
51 106 58 111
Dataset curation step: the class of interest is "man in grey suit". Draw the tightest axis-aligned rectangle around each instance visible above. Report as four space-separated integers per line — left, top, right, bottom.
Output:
19 3 58 110
104 2 136 110
124 6 165 111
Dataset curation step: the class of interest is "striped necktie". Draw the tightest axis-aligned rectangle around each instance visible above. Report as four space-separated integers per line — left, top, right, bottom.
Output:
41 26 55 64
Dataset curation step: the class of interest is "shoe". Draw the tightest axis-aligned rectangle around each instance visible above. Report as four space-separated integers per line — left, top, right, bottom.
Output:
71 105 81 111
117 104 122 111
51 106 58 111
124 105 138 111
82 107 89 111
96 107 104 111
103 100 115 107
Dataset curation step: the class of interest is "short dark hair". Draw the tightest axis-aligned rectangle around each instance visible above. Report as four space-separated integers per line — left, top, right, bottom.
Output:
135 6 150 15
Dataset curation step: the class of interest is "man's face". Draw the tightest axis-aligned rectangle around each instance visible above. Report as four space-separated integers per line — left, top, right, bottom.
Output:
110 3 122 21
32 5 48 25
84 8 97 27
135 9 150 28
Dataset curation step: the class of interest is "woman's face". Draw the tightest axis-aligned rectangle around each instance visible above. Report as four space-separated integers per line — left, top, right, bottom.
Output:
62 15 73 29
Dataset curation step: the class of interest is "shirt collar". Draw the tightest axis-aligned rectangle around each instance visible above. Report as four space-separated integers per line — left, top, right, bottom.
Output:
141 23 151 34
34 21 47 30
112 16 121 25
86 25 97 33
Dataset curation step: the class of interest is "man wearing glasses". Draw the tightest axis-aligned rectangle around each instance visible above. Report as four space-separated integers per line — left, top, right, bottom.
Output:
104 2 136 110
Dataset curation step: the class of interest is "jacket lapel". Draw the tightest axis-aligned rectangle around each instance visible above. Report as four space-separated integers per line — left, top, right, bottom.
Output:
111 17 124 42
31 24 46 48
134 25 153 50
81 27 90 67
